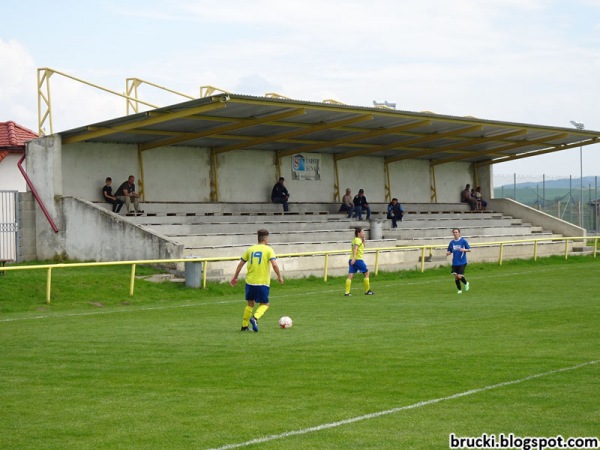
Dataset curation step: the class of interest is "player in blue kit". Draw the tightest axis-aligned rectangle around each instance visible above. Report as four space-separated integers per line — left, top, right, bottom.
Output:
446 228 471 294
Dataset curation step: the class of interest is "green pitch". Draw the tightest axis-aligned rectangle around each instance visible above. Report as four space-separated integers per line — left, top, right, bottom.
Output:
1 257 598 449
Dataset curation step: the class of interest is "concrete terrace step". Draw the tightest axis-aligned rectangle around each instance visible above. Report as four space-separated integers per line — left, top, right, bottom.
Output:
394 232 560 247
128 210 506 226
367 202 472 213
173 229 369 247
146 221 360 235
96 201 333 215
397 212 504 221
183 239 398 258
129 202 335 215
383 225 535 240
97 201 481 216
130 213 344 225
378 217 517 229
142 210 332 217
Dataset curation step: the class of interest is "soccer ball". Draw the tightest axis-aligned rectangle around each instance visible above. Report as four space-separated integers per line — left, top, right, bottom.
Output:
279 316 293 329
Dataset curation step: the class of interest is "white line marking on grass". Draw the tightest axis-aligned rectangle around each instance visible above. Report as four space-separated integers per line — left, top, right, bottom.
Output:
207 360 600 450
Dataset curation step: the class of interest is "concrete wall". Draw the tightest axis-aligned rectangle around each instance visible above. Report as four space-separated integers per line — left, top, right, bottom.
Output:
18 192 36 262
217 149 279 202
25 134 493 261
488 198 585 237
63 142 144 201
26 136 64 260
477 165 493 201
143 146 211 201
55 138 487 204
387 159 432 202
63 198 183 262
336 155 386 202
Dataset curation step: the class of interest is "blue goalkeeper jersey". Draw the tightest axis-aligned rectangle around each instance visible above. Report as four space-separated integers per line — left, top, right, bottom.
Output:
447 237 470 266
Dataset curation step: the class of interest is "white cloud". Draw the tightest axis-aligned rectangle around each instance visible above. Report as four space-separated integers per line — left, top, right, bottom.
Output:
0 39 37 129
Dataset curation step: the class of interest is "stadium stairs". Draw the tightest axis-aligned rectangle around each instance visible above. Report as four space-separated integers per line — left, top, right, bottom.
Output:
90 201 568 281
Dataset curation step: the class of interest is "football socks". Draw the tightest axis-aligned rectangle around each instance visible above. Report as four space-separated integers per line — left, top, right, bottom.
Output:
254 304 269 320
242 305 253 328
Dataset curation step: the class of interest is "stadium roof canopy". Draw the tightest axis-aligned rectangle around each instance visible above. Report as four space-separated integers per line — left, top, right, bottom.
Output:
59 94 600 167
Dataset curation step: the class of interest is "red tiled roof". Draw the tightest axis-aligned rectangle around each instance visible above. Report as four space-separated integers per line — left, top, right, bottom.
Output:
0 121 38 149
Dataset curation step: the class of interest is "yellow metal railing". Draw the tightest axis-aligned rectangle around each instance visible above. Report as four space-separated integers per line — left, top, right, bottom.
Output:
2 236 598 304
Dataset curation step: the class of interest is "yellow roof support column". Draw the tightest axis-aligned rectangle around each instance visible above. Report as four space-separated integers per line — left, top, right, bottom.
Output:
384 163 391 203
430 161 437 203
137 146 145 201
275 152 282 180
333 159 340 203
473 161 479 189
210 148 219 202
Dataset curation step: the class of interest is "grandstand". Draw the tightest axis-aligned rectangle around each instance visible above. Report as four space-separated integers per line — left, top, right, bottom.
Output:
85 198 576 281
14 83 599 274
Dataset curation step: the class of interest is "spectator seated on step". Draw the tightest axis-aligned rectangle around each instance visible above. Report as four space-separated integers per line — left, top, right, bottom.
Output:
387 198 404 228
460 183 477 211
271 177 290 212
338 188 355 218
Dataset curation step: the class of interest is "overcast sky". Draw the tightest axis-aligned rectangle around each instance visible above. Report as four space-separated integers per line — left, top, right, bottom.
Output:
2 0 599 182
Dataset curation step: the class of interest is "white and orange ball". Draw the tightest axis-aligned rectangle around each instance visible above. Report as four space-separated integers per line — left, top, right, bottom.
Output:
278 316 293 329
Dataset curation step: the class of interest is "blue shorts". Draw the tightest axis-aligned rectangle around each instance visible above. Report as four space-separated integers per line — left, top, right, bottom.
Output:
451 264 467 275
245 284 270 303
348 259 368 274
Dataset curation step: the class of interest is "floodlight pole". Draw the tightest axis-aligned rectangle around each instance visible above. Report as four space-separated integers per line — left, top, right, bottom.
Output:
570 121 585 228
580 144 583 227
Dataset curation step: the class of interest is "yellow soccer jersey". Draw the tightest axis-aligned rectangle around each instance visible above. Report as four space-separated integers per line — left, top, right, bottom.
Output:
350 236 364 260
241 243 276 286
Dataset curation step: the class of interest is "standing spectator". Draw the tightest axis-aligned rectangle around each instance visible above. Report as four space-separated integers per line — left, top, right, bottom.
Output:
387 198 404 228
230 229 284 332
271 177 290 212
446 228 471 294
352 188 371 220
115 175 144 215
102 177 123 213
338 188 355 218
345 227 375 296
461 184 477 211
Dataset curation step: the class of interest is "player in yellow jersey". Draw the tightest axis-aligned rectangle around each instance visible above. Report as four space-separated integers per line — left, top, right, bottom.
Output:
345 227 374 296
231 229 283 332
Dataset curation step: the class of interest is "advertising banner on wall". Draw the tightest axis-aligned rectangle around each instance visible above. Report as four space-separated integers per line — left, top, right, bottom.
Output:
291 154 321 181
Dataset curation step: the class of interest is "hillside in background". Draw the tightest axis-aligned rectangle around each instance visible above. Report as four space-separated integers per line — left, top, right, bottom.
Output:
494 176 600 205
495 176 599 189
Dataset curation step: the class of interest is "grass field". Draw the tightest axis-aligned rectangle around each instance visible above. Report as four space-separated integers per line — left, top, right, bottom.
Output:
1 257 599 449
